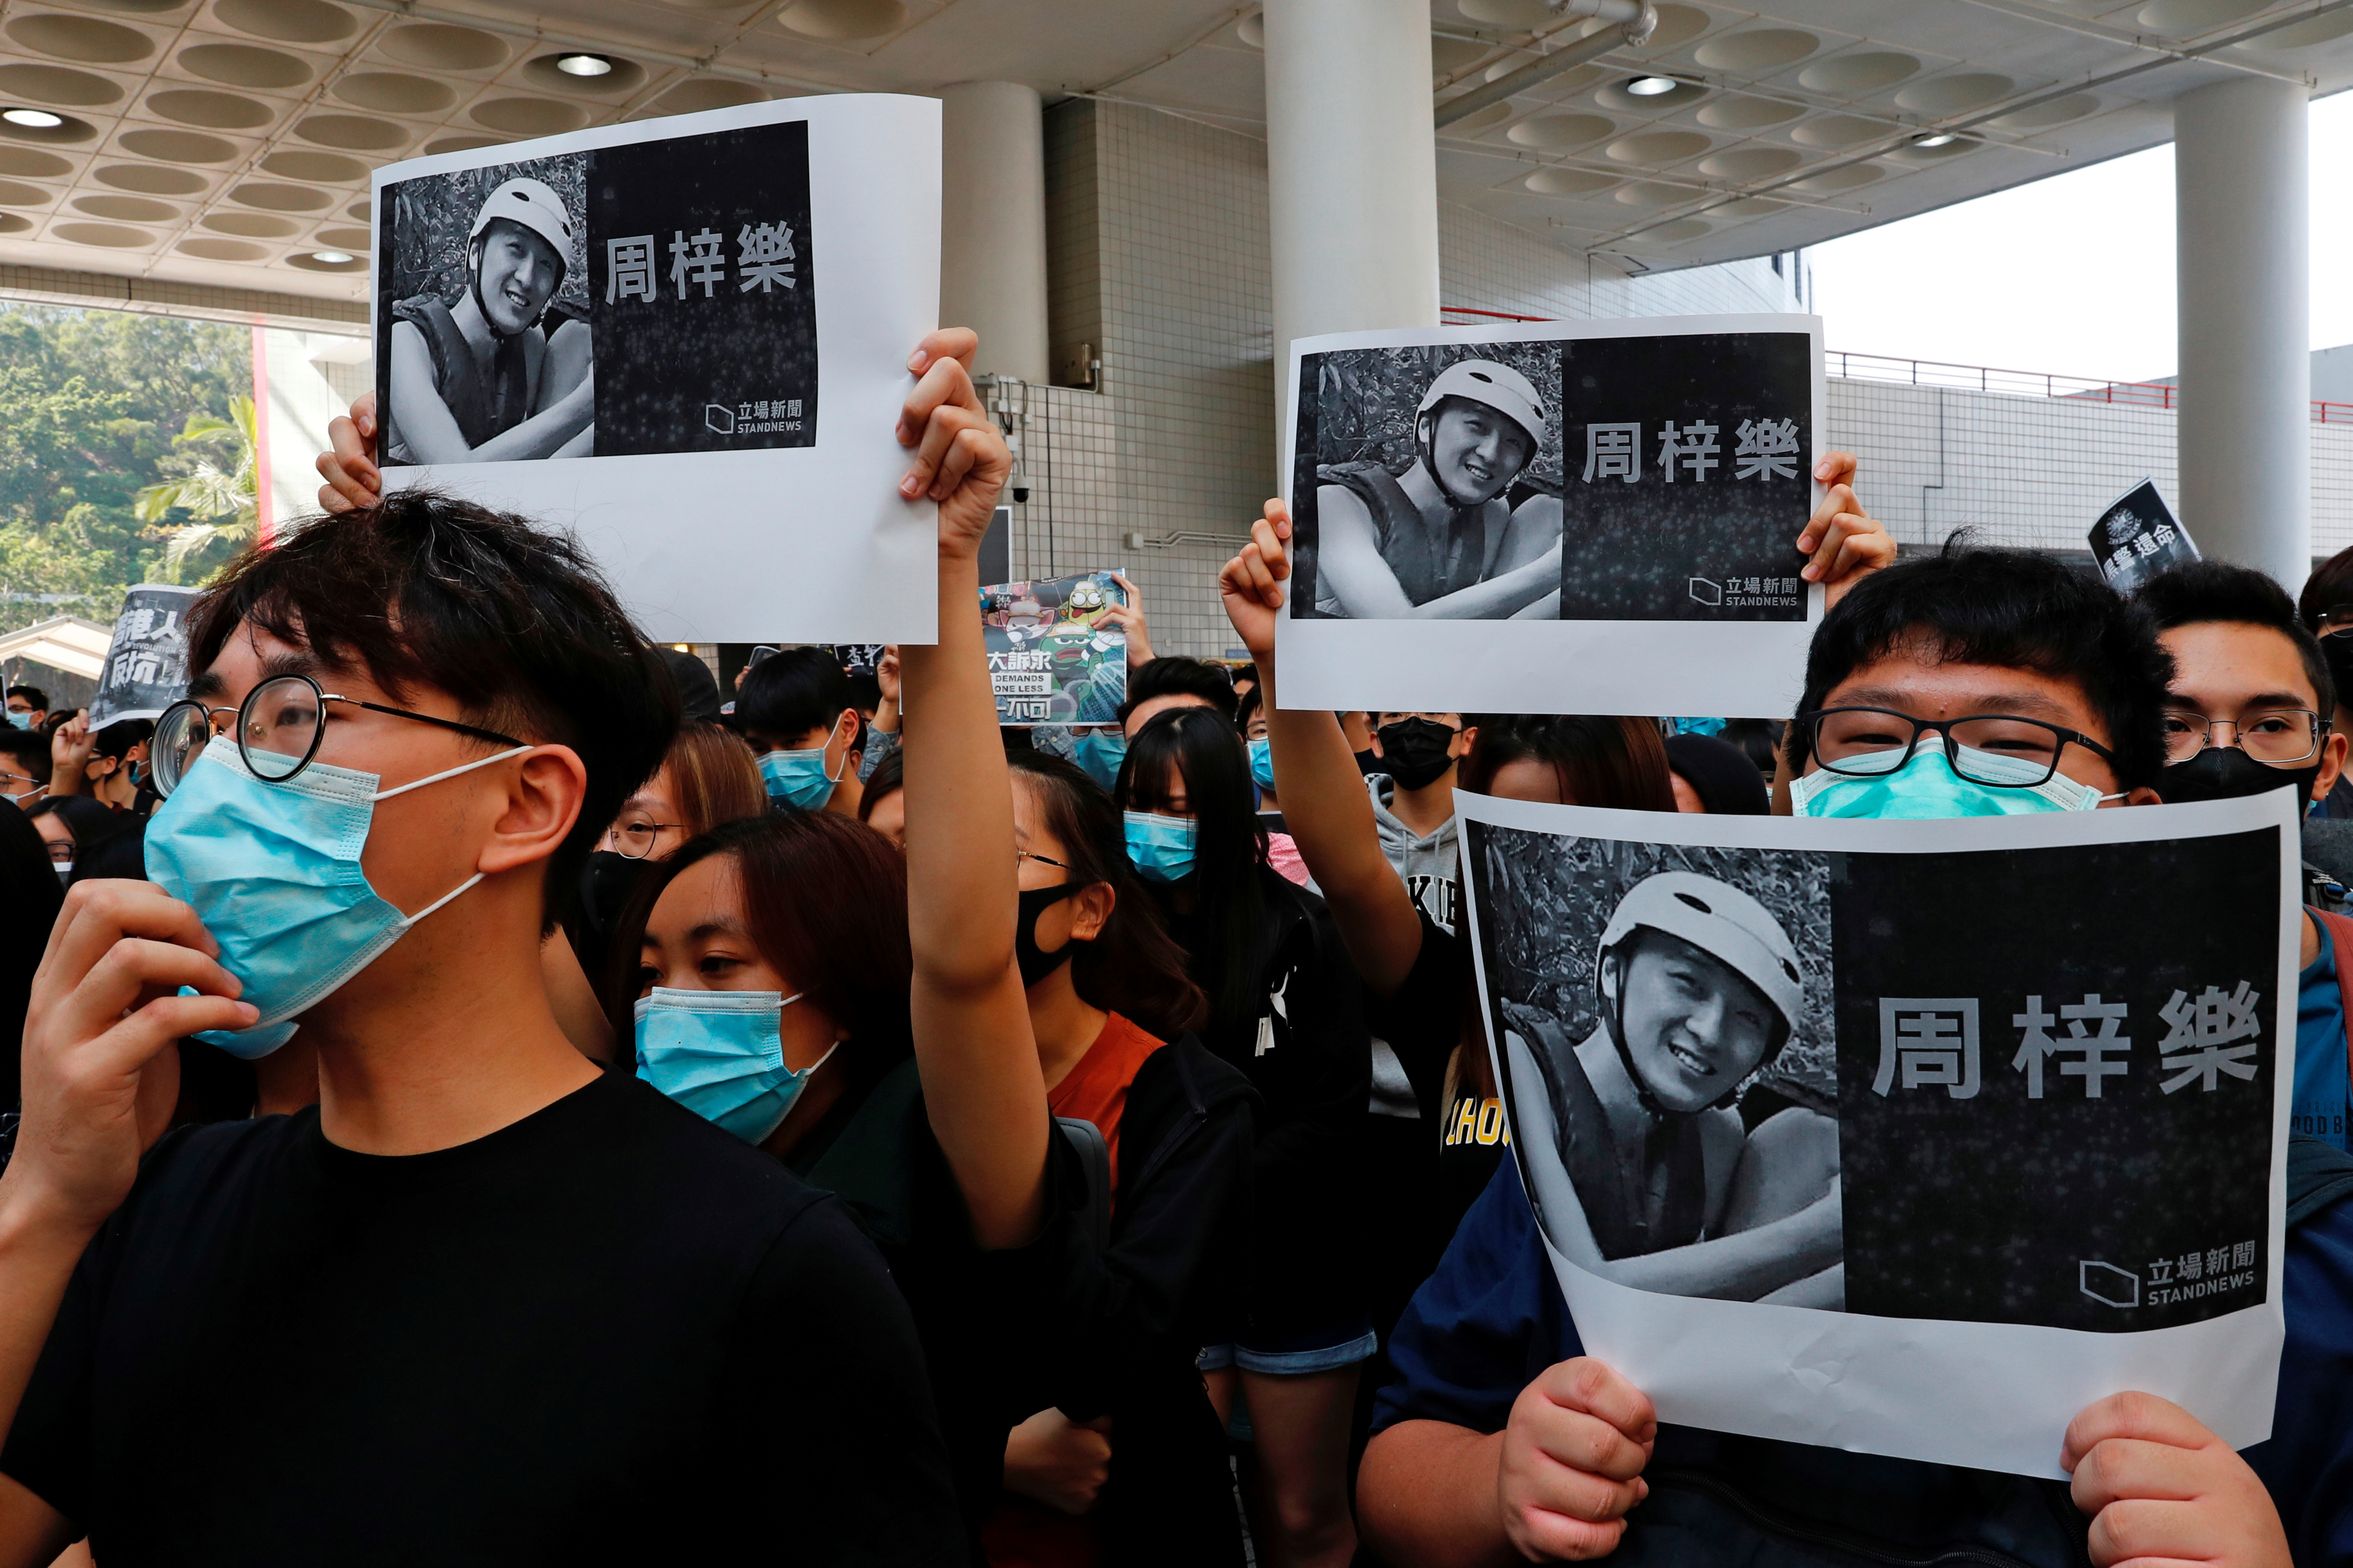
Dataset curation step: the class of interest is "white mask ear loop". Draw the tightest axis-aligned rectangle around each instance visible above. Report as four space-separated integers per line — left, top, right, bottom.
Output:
371 743 534 802
370 744 534 923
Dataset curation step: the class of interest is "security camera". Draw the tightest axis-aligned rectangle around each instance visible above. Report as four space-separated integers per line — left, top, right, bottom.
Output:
1012 485 1031 503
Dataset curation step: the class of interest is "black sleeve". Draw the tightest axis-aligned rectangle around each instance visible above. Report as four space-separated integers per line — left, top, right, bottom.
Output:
1034 1066 1257 1422
713 1196 969 1567
0 1232 103 1531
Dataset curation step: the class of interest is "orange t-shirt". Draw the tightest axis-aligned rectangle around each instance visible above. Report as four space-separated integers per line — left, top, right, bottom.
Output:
1044 1010 1165 1207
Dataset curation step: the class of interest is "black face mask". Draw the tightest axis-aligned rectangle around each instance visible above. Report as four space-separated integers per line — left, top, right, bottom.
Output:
579 850 648 937
1375 717 1460 791
1017 882 1084 987
2158 745 2322 808
2323 632 2353 710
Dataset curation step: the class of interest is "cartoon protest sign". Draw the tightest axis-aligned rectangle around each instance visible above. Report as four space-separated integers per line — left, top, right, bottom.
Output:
2090 478 2196 591
88 584 200 729
980 572 1127 725
1276 314 1823 715
371 95 941 644
1457 789 2297 1477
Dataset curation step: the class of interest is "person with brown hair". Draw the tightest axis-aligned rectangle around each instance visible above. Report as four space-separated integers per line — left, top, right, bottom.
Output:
987 750 1257 1567
551 718 769 1060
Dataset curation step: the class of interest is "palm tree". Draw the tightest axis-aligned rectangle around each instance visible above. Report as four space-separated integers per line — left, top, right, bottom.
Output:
134 396 258 582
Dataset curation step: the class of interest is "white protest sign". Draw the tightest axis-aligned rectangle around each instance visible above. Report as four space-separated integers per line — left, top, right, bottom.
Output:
88 584 200 729
371 95 941 644
1275 314 1824 715
1456 789 2296 1477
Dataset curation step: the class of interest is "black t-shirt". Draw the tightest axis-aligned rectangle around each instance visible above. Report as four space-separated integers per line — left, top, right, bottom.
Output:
1 1069 966 1567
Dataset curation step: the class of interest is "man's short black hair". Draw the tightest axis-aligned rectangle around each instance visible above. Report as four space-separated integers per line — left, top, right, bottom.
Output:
736 646 853 742
0 727 53 781
91 717 153 764
187 488 677 922
2137 559 2334 716
2299 544 2353 633
1117 656 1236 724
1793 538 2174 790
5 685 46 710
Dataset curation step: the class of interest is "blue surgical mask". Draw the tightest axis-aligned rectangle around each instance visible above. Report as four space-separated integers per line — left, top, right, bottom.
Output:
1789 744 2117 819
759 744 844 812
4 710 28 730
1248 736 1277 791
1124 809 1198 883
145 739 529 1059
635 986 838 1144
1076 730 1127 792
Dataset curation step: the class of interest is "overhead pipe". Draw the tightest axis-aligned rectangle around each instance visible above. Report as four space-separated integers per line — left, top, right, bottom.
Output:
1433 0 1658 130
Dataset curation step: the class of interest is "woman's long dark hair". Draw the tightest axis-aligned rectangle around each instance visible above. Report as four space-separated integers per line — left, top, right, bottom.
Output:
1008 751 1206 1039
603 812 913 1061
1458 714 1675 809
1118 705 1270 1028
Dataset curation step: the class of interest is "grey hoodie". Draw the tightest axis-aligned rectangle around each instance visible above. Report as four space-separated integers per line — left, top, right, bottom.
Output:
1369 773 1460 937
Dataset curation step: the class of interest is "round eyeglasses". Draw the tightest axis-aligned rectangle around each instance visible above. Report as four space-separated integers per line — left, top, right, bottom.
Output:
602 817 680 860
152 673 524 798
1797 706 2115 790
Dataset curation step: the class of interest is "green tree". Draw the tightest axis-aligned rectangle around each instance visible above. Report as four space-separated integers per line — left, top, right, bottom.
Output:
136 396 259 583
0 303 252 633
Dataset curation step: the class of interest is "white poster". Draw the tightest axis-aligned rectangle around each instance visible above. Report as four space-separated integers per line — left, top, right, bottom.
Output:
1274 314 1825 716
370 94 942 644
1456 789 2297 1477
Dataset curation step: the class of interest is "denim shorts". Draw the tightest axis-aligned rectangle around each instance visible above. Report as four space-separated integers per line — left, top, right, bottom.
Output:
1197 1314 1378 1376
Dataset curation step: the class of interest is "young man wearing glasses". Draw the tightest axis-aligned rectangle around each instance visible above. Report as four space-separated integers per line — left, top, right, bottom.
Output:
2137 561 2352 1158
0 330 1002 1565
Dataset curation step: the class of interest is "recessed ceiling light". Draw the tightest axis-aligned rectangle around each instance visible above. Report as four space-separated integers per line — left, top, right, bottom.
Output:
2 107 65 129
555 53 615 77
310 249 355 264
1624 76 1679 97
1912 131 1957 147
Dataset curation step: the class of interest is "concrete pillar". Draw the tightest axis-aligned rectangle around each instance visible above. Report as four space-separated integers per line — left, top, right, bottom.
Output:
1263 0 1440 370
939 81 1049 383
2176 76 2310 588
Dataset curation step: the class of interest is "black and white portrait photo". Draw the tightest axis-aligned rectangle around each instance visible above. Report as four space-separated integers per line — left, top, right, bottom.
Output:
1291 343 1564 620
378 157 595 467
375 117 821 469
1472 828 1844 1307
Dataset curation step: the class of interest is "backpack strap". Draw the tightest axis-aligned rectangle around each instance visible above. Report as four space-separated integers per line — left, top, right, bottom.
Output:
2311 907 2353 1095
2288 1134 2353 1227
1054 1116 1113 1252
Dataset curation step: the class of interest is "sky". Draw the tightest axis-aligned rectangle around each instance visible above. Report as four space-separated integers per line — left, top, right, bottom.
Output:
1806 90 2353 387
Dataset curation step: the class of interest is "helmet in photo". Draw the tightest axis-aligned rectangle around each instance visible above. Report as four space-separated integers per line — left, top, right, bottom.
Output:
1596 871 1805 1084
468 177 572 322
1414 359 1546 504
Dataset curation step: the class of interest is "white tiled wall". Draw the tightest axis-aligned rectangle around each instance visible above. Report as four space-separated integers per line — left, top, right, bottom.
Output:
1027 100 1810 657
1827 377 2353 566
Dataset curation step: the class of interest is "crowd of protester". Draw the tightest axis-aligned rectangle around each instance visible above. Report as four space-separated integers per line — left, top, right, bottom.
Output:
0 327 2346 1568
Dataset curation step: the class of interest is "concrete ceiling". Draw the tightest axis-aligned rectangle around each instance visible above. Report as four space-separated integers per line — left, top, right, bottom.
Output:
0 0 2349 304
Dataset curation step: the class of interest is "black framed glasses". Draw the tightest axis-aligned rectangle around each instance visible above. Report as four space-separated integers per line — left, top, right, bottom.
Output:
1797 706 2115 789
603 818 680 860
1017 847 1071 871
2161 707 2327 766
152 673 523 798
2316 604 2353 638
